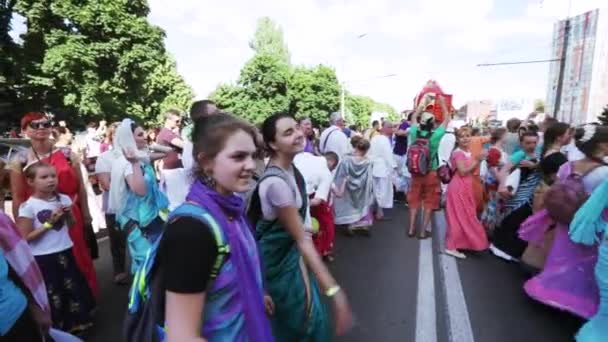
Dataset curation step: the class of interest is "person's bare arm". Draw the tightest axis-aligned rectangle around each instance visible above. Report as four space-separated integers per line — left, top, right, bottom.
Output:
276 207 337 290
439 96 451 128
97 173 111 192
125 162 147 196
394 128 408 137
16 217 48 241
149 152 168 162
170 137 185 149
9 162 26 219
332 178 348 198
71 153 91 224
165 291 207 342
455 155 481 176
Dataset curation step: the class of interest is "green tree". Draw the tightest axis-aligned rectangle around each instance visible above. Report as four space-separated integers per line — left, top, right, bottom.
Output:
249 17 290 64
289 65 340 126
345 94 374 128
0 0 23 124
599 105 608 126
212 53 290 124
12 0 193 124
534 99 545 113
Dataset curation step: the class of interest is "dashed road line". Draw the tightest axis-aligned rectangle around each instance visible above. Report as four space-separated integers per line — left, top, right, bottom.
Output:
416 237 438 342
434 212 475 342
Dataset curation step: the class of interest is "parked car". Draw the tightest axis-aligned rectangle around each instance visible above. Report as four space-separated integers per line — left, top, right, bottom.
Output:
0 139 30 201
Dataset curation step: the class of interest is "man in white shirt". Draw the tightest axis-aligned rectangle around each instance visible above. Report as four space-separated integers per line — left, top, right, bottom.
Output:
369 121 397 218
95 149 128 284
319 112 350 159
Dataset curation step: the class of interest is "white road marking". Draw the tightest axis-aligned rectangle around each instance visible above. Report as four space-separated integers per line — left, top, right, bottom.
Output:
434 212 475 342
416 237 437 342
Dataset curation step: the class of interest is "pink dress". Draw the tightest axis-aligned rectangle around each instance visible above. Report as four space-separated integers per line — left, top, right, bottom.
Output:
445 149 490 251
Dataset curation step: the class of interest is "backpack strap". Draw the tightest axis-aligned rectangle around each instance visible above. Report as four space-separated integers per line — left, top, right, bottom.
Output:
168 202 230 279
320 128 339 154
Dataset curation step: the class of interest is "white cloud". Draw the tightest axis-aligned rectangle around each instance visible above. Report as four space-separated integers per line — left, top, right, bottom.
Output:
148 0 607 111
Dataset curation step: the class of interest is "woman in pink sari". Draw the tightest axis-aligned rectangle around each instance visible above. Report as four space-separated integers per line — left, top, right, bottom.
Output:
444 127 489 259
519 125 608 318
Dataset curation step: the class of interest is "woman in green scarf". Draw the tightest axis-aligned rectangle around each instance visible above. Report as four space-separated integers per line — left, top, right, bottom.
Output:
248 113 353 341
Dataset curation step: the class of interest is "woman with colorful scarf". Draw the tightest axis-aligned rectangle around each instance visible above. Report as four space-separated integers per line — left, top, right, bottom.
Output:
0 210 51 341
249 113 353 341
570 177 608 341
10 112 98 297
519 125 608 320
160 113 273 341
108 119 169 274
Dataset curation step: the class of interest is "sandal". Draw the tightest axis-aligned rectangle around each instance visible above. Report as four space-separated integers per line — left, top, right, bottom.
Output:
407 230 416 238
418 230 432 240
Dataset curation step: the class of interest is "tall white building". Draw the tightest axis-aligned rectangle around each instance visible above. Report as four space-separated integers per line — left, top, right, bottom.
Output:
546 9 608 125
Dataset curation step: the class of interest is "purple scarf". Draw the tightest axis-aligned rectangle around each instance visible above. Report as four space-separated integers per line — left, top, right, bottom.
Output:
186 181 273 341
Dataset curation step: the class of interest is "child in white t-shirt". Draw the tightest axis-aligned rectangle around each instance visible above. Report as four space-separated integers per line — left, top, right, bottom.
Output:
16 162 95 334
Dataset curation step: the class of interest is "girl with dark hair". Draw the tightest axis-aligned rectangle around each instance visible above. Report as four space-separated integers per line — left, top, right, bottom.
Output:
531 122 571 214
520 124 608 319
108 119 169 274
10 112 98 297
159 113 273 341
249 113 353 340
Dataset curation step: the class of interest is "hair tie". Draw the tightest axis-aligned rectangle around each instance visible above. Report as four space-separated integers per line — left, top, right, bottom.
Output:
579 124 596 143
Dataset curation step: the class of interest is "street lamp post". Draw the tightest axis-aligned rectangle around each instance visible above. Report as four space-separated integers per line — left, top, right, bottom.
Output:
340 33 368 119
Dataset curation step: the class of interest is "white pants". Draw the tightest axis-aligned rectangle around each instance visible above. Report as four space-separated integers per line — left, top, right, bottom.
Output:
373 176 394 209
160 168 190 210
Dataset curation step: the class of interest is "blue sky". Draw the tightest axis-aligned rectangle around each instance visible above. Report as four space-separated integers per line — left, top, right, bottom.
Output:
147 0 606 111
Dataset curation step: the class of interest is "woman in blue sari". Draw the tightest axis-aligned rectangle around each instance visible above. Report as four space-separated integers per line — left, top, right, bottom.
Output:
108 119 169 273
569 125 608 342
249 113 353 341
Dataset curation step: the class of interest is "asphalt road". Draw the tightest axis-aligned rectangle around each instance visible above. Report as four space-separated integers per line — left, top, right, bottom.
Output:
86 206 582 342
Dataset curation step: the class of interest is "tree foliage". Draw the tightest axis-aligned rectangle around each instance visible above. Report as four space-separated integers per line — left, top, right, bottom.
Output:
249 17 290 65
2 0 193 126
212 16 397 128
534 99 545 113
289 65 340 124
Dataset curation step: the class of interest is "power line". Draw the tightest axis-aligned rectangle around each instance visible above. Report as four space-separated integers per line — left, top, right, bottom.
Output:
476 58 562 67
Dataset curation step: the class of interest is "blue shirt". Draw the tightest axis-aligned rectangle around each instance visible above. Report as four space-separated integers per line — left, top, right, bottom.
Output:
0 250 27 336
118 163 169 229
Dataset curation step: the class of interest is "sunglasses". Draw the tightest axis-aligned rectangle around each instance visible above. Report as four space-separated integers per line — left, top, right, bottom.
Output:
28 121 52 130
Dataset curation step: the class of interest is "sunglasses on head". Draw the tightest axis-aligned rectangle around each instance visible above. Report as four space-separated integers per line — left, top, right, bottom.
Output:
28 121 52 130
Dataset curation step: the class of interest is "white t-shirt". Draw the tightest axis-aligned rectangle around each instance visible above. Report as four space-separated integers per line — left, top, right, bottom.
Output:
18 194 74 256
319 126 350 159
95 150 114 213
293 152 332 202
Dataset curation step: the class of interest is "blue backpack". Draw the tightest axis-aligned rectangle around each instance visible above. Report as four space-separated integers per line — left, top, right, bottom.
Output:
123 202 230 342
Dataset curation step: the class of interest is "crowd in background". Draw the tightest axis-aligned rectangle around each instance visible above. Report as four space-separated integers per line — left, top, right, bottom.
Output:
0 94 607 341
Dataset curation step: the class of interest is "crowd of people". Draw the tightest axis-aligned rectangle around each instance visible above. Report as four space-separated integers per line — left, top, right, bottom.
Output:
0 93 607 341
